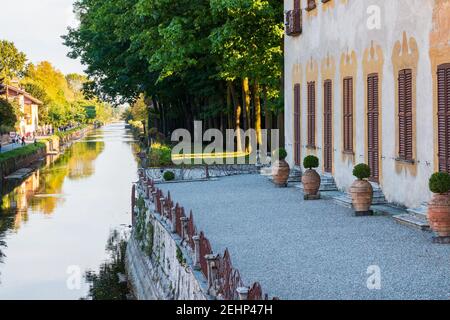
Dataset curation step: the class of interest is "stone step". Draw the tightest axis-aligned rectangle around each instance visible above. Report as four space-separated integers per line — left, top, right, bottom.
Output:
333 193 353 208
407 202 428 219
288 168 302 183
260 167 272 176
393 214 430 231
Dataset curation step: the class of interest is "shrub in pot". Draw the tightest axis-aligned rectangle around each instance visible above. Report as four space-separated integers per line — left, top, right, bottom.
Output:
350 164 374 215
301 155 321 197
428 172 450 238
271 148 290 187
163 171 175 182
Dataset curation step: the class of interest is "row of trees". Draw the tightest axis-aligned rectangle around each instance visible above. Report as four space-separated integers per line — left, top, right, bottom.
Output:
63 0 285 146
0 40 115 133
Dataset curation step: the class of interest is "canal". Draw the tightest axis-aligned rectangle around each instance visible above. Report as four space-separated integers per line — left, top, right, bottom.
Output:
0 122 137 299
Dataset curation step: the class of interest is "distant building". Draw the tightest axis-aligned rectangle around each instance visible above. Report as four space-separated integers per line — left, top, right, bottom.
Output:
284 0 450 208
0 82 42 136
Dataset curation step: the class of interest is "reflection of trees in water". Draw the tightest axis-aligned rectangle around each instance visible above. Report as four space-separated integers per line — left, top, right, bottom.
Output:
0 140 105 264
83 229 131 300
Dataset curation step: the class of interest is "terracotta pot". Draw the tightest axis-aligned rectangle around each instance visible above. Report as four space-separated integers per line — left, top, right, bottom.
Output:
428 193 450 237
301 169 321 196
272 160 290 187
350 179 373 212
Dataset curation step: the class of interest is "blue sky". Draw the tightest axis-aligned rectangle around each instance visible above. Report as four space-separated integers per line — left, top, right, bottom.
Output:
0 0 84 75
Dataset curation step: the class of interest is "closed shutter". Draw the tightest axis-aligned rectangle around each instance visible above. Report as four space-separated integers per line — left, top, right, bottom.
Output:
294 84 301 166
324 80 333 173
343 77 353 152
398 69 413 161
368 74 380 182
438 64 450 172
307 82 316 147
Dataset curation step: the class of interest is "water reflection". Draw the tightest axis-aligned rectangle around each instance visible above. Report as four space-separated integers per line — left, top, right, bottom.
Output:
0 122 137 299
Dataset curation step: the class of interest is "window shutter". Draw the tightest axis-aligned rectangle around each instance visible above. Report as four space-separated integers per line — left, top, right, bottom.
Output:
343 77 353 153
294 83 301 166
324 80 333 172
398 69 413 161
438 64 450 172
368 74 380 182
307 82 316 147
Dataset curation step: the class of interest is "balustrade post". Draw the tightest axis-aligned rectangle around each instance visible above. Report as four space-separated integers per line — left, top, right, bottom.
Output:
180 216 189 240
236 287 249 300
192 235 201 270
159 197 165 214
205 254 219 296
171 207 177 233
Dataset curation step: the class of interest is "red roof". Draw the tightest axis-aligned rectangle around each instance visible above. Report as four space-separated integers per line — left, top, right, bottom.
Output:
0 84 43 105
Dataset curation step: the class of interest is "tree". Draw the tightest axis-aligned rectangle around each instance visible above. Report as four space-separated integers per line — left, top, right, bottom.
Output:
0 40 27 83
0 98 20 128
63 0 285 144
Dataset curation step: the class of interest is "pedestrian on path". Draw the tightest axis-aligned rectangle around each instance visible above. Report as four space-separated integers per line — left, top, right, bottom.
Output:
22 136 26 146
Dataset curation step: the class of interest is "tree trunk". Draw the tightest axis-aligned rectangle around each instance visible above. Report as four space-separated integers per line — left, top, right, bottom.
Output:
253 80 262 146
229 81 242 152
242 78 251 132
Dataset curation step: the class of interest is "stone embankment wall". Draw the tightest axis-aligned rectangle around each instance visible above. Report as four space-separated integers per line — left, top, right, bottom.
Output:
125 172 268 301
126 181 209 300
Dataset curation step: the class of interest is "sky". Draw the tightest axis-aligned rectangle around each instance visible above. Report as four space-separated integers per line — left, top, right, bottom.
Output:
0 0 84 75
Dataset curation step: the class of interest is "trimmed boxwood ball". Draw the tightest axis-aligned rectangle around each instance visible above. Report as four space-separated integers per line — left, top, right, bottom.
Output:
353 163 371 180
303 155 319 169
273 148 288 161
429 172 450 194
163 171 175 181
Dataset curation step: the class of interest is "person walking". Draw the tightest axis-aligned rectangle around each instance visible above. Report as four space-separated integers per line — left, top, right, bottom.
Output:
22 136 26 146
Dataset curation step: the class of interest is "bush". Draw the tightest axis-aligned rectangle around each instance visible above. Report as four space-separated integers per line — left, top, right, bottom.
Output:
273 148 287 161
148 143 173 167
353 163 371 180
163 171 175 181
303 155 319 169
429 172 450 194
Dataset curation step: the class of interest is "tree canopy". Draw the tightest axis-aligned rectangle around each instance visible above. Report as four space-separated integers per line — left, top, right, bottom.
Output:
0 40 27 82
63 0 284 145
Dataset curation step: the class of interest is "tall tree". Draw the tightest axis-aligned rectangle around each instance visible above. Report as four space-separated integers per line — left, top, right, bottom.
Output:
0 40 27 83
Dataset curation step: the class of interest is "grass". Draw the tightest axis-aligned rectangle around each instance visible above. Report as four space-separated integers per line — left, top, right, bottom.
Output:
0 142 46 164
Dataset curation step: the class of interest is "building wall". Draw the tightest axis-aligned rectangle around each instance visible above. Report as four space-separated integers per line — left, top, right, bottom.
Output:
284 0 449 208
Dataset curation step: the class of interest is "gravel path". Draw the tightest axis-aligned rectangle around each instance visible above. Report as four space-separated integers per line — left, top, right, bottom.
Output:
159 174 450 300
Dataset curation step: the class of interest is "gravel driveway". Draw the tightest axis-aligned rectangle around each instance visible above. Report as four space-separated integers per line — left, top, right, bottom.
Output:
159 174 450 300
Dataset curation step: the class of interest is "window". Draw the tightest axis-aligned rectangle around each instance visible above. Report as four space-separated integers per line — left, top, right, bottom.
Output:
285 0 302 36
438 64 450 172
398 69 413 162
343 77 353 153
306 0 317 11
307 81 316 148
294 84 301 166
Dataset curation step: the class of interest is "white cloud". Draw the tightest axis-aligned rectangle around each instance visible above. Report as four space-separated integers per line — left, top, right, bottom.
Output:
0 0 85 74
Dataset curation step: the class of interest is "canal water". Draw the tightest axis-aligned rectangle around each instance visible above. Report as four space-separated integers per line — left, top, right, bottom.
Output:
0 122 137 299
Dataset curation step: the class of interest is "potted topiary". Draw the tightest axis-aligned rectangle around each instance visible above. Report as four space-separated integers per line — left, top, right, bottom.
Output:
428 172 450 240
350 164 374 216
163 171 176 182
301 155 321 199
272 148 290 187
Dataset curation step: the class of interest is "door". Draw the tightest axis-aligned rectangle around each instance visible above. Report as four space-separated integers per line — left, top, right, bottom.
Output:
367 73 380 182
323 80 333 173
438 64 450 172
294 84 301 166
